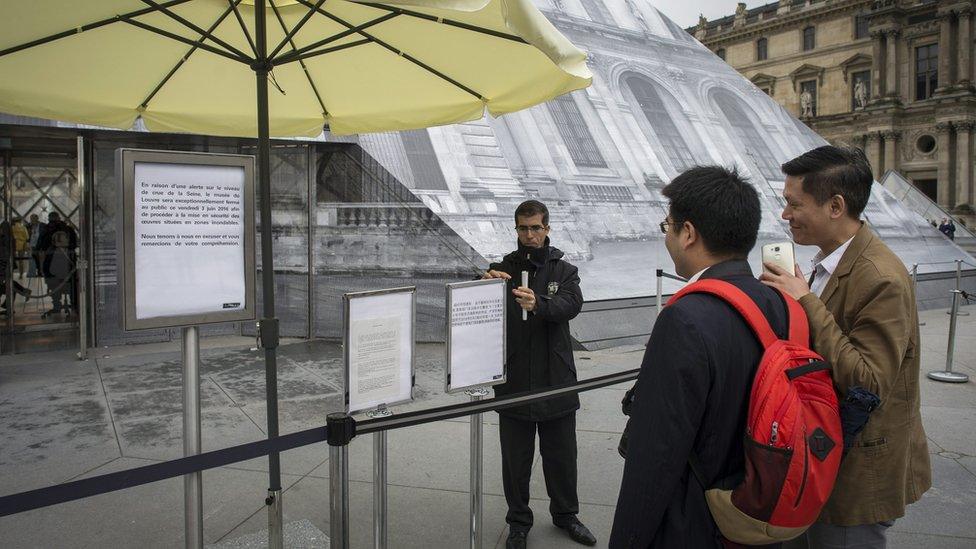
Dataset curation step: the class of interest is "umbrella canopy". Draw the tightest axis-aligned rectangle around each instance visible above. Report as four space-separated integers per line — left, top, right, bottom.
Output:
0 0 591 136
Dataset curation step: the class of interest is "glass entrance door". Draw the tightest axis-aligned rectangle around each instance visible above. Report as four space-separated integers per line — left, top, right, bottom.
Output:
1 138 81 354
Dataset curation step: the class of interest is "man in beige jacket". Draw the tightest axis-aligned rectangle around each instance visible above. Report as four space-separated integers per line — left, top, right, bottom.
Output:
761 146 931 548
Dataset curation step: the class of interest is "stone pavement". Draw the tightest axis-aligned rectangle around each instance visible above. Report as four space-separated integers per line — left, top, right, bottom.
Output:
1 302 974 548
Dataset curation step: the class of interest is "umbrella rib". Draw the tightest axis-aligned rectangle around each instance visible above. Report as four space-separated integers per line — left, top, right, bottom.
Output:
293 0 486 101
120 17 250 64
228 0 258 57
269 1 330 117
267 0 328 61
355 2 527 45
286 38 373 62
273 12 399 66
139 0 254 62
139 1 243 110
0 0 194 59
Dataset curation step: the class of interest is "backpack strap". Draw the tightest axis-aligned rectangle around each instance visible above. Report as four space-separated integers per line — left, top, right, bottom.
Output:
667 279 778 349
779 289 810 346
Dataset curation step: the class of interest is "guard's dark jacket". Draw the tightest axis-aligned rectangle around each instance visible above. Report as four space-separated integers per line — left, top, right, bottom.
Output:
609 260 789 549
490 238 583 421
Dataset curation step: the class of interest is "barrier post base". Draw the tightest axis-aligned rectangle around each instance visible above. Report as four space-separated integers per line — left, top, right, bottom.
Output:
927 371 970 383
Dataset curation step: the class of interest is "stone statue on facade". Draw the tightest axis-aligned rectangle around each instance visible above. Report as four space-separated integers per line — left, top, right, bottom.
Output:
854 78 869 109
800 89 814 117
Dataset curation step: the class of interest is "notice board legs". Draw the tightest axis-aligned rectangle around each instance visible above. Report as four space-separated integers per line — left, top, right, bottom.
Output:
183 326 203 549
467 387 490 549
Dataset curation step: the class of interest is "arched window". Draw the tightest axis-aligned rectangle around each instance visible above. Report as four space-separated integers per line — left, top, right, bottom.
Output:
713 90 782 180
626 77 697 172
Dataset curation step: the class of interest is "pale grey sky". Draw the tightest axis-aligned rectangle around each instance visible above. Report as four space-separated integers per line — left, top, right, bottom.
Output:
651 1 770 29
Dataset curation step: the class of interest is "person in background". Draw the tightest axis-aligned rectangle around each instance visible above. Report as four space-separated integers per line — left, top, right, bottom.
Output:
11 217 29 277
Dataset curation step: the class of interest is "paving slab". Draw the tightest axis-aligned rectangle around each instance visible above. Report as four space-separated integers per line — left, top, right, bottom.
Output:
919 407 976 457
891 455 976 540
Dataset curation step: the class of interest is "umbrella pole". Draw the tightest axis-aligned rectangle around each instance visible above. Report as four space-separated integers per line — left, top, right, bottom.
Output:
254 2 284 548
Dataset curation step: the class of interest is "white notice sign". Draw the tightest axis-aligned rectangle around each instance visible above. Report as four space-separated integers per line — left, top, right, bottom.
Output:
350 316 401 403
447 279 506 392
133 162 246 320
345 288 415 414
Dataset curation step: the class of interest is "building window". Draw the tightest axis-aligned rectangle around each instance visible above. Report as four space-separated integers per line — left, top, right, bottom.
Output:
716 48 726 61
547 93 607 168
757 38 768 61
802 26 816 51
761 87 772 96
713 90 782 180
799 80 817 117
915 44 939 100
851 70 871 109
854 14 870 39
627 77 698 172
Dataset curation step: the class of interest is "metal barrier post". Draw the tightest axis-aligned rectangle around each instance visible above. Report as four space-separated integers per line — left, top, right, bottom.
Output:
952 260 970 316
267 488 282 549
367 407 393 549
327 413 356 549
911 264 926 327
182 326 203 549
655 269 663 318
928 290 970 383
466 387 490 549
76 136 89 361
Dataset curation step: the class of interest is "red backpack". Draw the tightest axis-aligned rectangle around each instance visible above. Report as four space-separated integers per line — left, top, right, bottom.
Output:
667 280 843 545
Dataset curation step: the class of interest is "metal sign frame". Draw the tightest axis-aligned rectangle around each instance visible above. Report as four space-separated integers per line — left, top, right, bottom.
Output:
342 286 417 415
445 278 507 394
116 148 256 331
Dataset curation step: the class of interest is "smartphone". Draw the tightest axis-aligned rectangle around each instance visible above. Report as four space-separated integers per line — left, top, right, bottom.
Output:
762 242 796 274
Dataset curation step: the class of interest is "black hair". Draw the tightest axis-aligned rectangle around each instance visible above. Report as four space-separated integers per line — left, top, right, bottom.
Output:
662 166 761 258
781 145 873 218
514 200 549 225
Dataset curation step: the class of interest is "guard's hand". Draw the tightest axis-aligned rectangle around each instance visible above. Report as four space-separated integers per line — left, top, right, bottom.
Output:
483 270 511 280
760 262 811 300
513 286 537 312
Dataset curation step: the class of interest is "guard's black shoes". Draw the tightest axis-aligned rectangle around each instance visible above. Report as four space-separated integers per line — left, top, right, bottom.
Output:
555 518 597 546
506 529 528 549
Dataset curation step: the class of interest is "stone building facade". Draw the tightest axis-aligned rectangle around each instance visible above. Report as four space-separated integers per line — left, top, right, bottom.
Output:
693 0 976 225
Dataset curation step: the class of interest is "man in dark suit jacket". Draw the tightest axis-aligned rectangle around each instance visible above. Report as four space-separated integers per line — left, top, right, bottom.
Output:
610 167 790 548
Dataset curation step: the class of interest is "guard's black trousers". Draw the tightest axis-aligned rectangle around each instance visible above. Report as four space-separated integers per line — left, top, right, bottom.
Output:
499 412 579 532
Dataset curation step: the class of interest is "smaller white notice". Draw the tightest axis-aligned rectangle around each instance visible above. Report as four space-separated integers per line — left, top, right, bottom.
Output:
134 161 246 319
345 288 414 414
447 279 506 392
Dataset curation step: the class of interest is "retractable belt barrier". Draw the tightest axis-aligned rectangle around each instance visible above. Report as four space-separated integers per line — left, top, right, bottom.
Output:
0 367 640 518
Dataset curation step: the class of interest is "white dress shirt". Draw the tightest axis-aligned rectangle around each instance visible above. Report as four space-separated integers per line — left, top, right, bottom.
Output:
809 235 856 297
686 267 709 285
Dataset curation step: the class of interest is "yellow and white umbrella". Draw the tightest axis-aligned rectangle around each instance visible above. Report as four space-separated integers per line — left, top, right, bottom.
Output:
0 2 590 541
0 0 591 136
